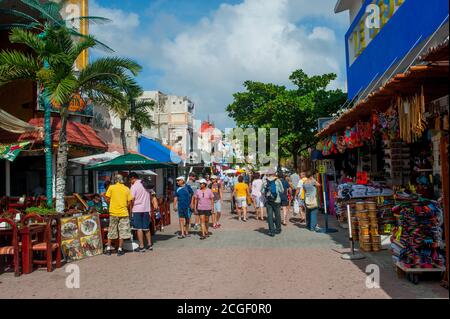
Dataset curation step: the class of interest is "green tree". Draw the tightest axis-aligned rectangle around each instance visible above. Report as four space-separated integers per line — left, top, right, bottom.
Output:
107 86 155 154
0 26 140 212
0 0 113 207
227 69 347 170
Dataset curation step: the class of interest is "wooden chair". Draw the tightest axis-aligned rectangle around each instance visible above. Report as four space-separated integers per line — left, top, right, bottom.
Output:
1 208 22 221
7 197 27 211
23 214 62 272
0 217 20 276
164 197 171 226
99 214 110 245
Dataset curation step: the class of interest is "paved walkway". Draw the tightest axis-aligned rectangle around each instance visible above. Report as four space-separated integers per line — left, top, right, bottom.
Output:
0 191 447 299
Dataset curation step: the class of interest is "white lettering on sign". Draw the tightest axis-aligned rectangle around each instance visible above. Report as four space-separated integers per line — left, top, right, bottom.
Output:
365 264 380 289
64 3 81 30
348 0 406 65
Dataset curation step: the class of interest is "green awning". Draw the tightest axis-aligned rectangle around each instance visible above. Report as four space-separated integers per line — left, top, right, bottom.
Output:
85 153 174 171
0 141 31 162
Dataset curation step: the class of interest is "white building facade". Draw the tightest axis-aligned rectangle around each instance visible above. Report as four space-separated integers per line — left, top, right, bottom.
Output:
140 91 195 158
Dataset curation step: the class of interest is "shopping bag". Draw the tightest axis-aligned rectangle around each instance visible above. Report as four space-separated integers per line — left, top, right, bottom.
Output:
293 199 300 215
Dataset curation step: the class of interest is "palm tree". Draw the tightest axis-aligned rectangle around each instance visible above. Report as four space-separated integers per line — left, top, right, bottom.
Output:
1 0 113 207
108 87 155 154
0 26 141 213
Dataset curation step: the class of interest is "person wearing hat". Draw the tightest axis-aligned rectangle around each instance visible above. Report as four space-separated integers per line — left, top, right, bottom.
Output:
173 176 194 239
262 169 284 236
210 175 223 229
193 178 214 239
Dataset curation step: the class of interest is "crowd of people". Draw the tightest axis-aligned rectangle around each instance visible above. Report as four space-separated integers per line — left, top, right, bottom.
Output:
172 168 322 239
99 167 323 256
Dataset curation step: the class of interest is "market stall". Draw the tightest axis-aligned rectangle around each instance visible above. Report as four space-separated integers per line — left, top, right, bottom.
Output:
315 40 448 284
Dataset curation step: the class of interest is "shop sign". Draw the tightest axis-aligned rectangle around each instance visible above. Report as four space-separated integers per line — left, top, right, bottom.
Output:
348 0 405 66
60 213 103 261
315 160 335 175
317 117 334 132
345 0 449 99
0 142 31 162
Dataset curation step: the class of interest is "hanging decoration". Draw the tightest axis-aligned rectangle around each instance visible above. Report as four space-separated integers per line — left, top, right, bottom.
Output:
397 87 427 143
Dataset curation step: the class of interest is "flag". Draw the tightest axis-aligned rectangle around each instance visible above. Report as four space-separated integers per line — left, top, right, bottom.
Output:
0 141 31 162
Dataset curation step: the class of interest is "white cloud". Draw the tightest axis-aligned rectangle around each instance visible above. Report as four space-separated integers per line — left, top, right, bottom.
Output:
90 0 347 129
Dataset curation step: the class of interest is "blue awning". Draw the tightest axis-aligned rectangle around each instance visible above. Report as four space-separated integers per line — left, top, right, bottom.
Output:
138 135 182 164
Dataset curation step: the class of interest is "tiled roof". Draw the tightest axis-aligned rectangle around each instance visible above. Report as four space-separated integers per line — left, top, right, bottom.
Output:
11 117 108 150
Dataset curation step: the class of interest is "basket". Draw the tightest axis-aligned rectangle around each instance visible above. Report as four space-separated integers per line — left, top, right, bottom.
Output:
360 235 371 243
360 242 372 252
356 202 366 211
357 210 368 219
371 235 381 243
367 210 378 218
359 229 370 236
365 201 377 210
372 243 381 251
358 218 369 226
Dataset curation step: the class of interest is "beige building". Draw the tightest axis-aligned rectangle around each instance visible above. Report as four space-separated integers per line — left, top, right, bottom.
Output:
140 91 195 158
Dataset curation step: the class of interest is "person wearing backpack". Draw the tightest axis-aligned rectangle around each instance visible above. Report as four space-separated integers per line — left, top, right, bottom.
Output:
262 169 284 237
298 171 321 231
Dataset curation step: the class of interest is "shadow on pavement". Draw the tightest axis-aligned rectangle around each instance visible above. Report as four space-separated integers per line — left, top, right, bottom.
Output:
153 234 177 241
315 212 448 298
253 227 272 237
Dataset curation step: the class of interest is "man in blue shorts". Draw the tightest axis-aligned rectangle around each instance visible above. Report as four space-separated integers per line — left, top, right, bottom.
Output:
173 176 193 239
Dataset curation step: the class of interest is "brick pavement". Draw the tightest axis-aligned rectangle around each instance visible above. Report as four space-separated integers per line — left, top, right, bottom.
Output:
0 191 447 299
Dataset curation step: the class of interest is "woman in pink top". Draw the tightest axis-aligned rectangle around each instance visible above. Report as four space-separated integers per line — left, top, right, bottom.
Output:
194 179 214 240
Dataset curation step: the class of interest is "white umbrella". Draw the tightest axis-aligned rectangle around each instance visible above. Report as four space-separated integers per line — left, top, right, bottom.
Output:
224 169 237 174
69 151 121 166
134 170 158 176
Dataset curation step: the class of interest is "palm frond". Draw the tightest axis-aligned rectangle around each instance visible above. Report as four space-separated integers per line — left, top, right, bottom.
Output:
69 35 97 60
49 75 78 105
78 57 142 88
0 23 42 31
0 50 40 85
69 16 112 25
19 0 64 27
67 28 114 53
0 8 41 24
9 28 46 53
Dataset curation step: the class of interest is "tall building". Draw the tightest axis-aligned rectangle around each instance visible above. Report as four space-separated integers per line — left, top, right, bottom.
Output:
334 0 449 102
140 91 195 158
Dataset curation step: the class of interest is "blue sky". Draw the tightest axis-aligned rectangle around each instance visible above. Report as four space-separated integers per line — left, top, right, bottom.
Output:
90 0 349 128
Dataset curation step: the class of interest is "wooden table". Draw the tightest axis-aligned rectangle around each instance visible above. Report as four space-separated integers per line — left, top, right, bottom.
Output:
19 224 47 275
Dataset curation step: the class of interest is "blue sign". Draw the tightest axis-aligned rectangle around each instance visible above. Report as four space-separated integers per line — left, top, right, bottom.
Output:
345 0 449 99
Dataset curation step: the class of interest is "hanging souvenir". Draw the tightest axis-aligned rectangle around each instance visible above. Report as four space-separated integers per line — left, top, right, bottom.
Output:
337 135 346 153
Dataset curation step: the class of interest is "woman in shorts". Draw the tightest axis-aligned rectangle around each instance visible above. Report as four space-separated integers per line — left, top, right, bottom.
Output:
194 179 214 239
251 172 264 220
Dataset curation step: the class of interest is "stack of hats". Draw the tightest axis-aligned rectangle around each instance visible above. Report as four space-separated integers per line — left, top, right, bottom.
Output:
394 201 445 268
366 201 381 252
356 201 370 251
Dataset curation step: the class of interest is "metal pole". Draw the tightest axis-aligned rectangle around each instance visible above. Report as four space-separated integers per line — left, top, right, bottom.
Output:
341 204 365 260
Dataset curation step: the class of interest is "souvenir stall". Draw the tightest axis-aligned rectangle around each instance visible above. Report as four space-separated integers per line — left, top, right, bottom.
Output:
315 42 448 283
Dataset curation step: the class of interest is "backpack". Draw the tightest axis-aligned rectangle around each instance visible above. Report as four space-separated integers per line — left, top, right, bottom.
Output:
264 180 278 201
141 177 154 190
